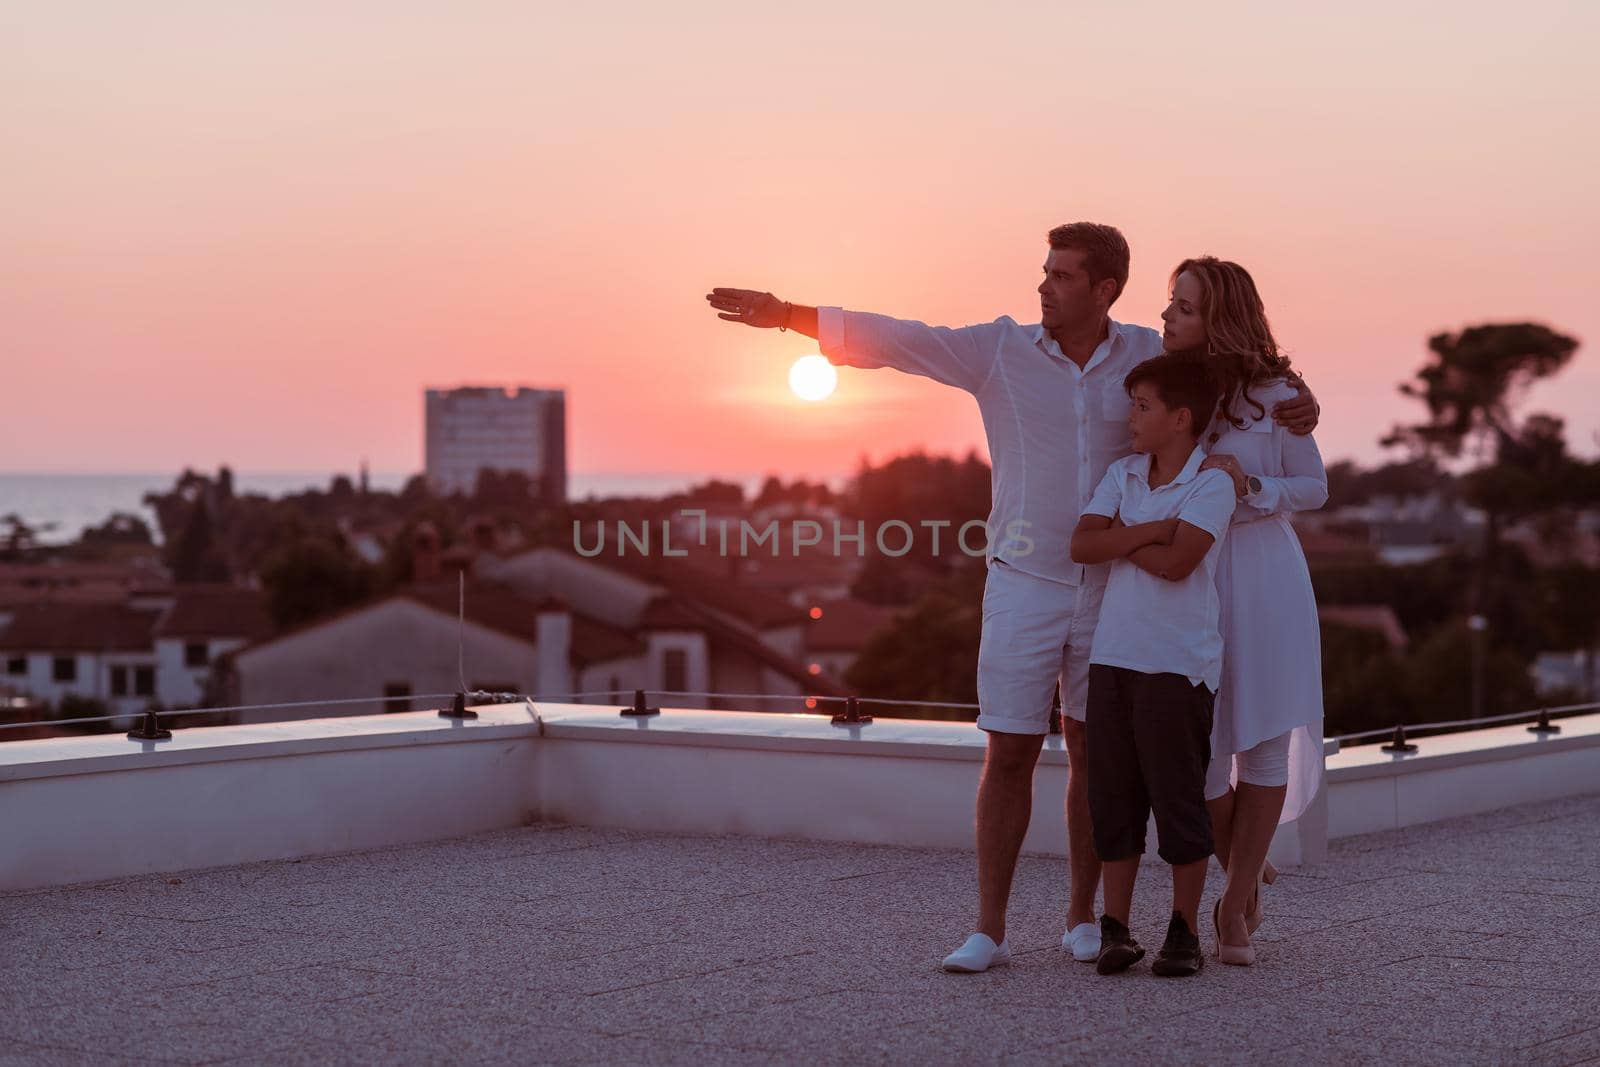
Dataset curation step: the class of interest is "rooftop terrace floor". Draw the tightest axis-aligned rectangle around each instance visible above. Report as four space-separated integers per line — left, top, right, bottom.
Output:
6 792 1600 1065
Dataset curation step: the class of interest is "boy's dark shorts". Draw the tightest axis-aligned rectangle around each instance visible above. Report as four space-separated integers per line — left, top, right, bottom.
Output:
1086 663 1215 866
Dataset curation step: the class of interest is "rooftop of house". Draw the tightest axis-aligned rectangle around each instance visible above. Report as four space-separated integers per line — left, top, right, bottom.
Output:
600 549 809 631
403 580 643 666
153 586 273 642
0 558 169 609
0 586 269 653
5 790 1598 1063
1293 525 1379 565
1317 603 1409 651
0 601 163 653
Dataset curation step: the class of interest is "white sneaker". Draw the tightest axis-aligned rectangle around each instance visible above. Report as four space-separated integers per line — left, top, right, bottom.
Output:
1062 921 1101 962
941 932 1011 973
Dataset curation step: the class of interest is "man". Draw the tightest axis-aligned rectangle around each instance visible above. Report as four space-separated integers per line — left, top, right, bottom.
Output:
705 223 1316 972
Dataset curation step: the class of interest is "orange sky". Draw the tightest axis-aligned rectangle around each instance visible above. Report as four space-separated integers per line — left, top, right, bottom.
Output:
5 2 1598 483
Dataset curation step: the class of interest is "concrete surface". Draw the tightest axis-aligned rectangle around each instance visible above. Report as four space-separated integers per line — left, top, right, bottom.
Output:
5 792 1600 1065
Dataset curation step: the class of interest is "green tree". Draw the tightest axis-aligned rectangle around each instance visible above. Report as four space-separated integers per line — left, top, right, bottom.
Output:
259 536 376 629
1533 565 1600 699
143 468 215 544
1311 555 1470 636
1383 322 1581 699
1324 457 1451 510
842 450 992 606
1399 620 1537 724
844 566 984 718
0 514 47 559
168 503 230 583
79 512 154 547
1320 621 1409 737
1383 323 1579 461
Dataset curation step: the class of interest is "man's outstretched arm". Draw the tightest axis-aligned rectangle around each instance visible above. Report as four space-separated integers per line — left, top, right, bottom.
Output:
704 286 998 394
706 289 818 338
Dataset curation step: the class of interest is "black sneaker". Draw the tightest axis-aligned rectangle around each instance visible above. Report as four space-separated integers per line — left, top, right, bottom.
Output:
1151 910 1204 977
1095 915 1145 975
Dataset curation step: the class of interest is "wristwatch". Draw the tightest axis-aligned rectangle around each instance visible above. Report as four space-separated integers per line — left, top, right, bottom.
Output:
1246 475 1263 496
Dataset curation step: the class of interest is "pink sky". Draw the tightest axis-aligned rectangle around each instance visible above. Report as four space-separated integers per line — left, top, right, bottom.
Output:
5 2 1598 483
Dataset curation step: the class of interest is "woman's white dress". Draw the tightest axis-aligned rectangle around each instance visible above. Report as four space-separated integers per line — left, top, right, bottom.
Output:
1203 378 1328 824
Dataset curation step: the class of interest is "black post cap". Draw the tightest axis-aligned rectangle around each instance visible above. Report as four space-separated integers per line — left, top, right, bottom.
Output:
127 709 172 741
831 695 873 726
439 692 479 720
1528 708 1561 735
1381 723 1419 754
619 689 660 717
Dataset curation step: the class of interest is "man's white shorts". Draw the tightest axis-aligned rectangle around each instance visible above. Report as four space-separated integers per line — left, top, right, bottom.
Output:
976 560 1105 735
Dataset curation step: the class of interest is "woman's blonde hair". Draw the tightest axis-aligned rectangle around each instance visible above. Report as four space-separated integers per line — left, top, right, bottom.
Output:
1168 256 1295 430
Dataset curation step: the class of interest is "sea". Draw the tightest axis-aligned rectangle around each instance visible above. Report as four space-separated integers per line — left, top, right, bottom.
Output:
0 471 768 545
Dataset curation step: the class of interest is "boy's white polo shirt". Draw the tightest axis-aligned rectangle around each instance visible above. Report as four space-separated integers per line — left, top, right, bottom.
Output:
1083 446 1237 691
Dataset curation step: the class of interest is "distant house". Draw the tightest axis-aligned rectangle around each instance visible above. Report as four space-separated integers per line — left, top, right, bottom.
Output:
0 586 270 720
480 548 846 707
0 560 169 611
1309 493 1482 566
1503 510 1600 569
151 587 275 708
1531 650 1599 701
221 581 642 722
1293 526 1380 568
222 548 845 724
1317 604 1409 652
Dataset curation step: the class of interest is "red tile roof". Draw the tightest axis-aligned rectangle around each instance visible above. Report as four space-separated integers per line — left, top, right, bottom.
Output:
582 549 805 630
0 602 162 653
400 582 644 667
0 560 169 609
155 587 272 641
1295 527 1378 564
1318 604 1409 651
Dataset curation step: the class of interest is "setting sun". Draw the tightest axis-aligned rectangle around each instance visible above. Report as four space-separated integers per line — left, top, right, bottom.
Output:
788 355 838 402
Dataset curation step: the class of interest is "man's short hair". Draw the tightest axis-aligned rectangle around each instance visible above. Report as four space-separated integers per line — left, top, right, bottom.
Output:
1047 222 1131 305
1124 355 1221 437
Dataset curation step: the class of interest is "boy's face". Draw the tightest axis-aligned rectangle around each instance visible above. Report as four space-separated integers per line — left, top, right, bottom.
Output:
1127 381 1192 454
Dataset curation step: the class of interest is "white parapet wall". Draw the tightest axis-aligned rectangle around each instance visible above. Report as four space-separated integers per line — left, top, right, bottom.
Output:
3 702 1598 892
1324 713 1600 837
0 705 542 892
531 705 1328 867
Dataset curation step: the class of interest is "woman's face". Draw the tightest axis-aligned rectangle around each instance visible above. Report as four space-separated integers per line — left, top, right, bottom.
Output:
1161 270 1207 351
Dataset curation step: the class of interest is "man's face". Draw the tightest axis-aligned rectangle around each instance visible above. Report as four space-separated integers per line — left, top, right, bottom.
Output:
1160 270 1207 351
1127 381 1188 454
1038 248 1108 331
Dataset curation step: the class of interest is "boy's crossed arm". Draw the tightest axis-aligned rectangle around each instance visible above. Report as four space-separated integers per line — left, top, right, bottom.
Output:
1069 514 1179 565
1070 514 1215 581
1123 524 1217 582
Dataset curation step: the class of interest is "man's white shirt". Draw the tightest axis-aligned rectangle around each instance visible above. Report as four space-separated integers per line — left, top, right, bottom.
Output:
817 308 1163 587
1082 447 1237 691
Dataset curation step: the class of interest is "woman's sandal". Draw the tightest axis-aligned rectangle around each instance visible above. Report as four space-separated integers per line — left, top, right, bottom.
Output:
1213 899 1256 966
1245 864 1275 934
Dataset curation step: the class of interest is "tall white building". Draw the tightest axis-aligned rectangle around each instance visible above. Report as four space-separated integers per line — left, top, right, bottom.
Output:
424 386 567 502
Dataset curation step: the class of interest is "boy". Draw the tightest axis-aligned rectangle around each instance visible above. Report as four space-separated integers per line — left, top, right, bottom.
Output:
1068 355 1236 977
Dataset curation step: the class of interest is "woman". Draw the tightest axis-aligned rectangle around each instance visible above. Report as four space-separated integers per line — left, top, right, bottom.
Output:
1159 256 1328 965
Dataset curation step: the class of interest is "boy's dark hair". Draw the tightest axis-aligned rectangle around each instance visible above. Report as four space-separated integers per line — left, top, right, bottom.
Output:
1124 355 1221 438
